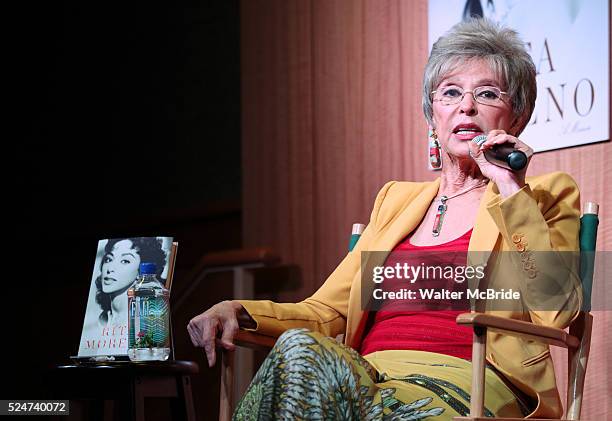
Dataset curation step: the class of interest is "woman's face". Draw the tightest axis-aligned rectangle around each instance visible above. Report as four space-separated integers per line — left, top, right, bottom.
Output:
100 239 141 294
432 59 516 160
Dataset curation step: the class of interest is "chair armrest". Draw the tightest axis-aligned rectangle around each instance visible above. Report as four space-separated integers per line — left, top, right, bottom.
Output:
456 313 580 349
234 329 277 350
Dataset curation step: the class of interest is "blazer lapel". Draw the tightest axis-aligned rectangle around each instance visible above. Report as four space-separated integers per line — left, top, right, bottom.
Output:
467 183 501 306
357 180 440 311
346 179 440 347
468 182 501 258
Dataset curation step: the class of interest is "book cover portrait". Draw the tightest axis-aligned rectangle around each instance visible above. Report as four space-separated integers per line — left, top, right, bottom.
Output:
77 236 174 358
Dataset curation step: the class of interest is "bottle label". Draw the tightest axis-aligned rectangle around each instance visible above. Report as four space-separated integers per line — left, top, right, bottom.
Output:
128 292 170 350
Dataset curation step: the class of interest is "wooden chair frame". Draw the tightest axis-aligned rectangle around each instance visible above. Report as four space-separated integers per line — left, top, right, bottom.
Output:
452 312 593 421
220 331 276 421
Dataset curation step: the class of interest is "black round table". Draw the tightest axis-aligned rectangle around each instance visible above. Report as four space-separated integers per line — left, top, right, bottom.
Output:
45 360 199 421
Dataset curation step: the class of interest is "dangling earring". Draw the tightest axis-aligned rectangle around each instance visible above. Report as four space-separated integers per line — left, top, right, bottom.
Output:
428 129 442 171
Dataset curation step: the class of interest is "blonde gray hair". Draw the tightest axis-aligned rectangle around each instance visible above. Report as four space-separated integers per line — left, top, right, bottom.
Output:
423 19 537 135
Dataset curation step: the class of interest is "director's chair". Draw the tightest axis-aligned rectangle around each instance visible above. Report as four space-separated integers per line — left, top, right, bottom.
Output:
219 203 598 421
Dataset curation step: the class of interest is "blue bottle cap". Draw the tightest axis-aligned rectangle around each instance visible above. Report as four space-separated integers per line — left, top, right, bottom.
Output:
139 262 157 275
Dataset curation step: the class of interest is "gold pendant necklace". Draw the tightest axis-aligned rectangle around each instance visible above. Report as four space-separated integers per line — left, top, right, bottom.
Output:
432 182 488 237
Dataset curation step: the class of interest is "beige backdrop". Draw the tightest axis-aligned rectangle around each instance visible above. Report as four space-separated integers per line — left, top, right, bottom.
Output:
241 1 610 418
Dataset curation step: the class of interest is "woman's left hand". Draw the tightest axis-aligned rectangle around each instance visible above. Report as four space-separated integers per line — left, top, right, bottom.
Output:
467 129 534 198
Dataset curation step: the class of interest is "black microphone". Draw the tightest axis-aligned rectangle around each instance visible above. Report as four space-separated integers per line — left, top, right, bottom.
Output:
472 134 528 171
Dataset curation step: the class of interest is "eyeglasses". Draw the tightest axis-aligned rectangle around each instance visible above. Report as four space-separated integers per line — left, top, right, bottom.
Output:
431 86 508 106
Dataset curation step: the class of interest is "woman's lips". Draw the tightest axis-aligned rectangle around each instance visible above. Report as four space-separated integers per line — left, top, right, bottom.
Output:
453 130 483 140
103 277 116 285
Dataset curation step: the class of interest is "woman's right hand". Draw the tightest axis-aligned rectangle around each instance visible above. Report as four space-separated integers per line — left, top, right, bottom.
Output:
187 300 256 367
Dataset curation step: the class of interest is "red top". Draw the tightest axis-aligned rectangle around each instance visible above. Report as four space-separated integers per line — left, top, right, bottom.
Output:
360 229 473 359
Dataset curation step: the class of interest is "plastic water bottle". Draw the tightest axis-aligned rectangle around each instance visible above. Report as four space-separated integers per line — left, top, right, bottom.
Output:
128 262 171 361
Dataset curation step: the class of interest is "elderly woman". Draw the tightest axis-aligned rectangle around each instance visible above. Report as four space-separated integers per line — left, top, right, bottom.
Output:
188 19 581 420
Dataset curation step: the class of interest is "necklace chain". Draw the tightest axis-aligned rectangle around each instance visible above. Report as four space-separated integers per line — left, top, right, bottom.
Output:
439 181 488 203
432 181 488 237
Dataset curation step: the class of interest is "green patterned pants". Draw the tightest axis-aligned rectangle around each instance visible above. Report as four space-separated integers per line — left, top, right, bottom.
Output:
233 328 528 420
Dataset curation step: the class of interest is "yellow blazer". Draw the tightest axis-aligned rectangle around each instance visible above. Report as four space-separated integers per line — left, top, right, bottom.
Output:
239 171 582 418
